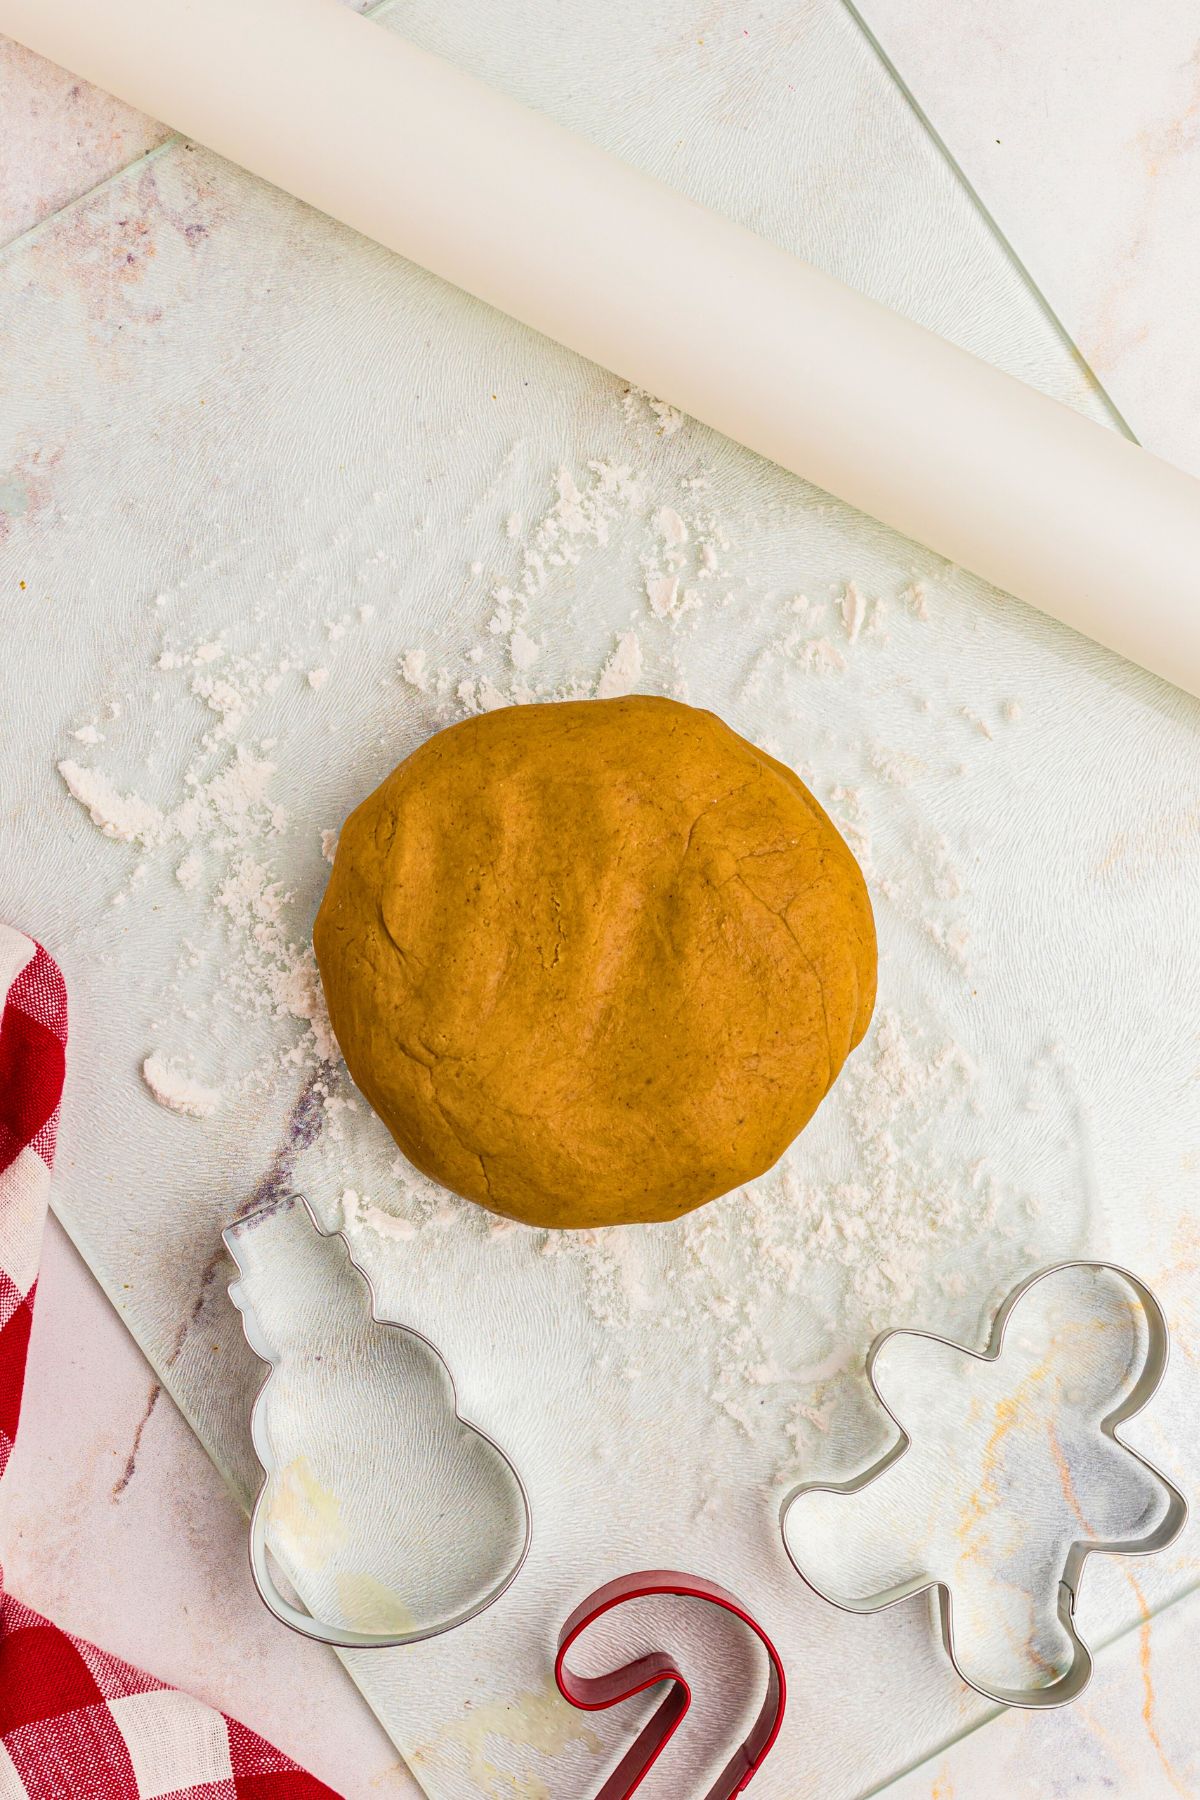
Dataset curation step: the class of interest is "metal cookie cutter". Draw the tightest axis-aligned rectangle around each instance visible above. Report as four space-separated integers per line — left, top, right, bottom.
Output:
225 1192 532 1649
779 1260 1188 1709
556 1570 786 1799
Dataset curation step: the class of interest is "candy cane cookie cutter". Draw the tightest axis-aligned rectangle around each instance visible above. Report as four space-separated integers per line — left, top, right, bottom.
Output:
779 1260 1188 1709
557 1570 786 1798
225 1192 532 1649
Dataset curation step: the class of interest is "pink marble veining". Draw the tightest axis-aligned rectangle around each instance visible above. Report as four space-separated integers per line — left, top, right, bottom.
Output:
0 36 168 248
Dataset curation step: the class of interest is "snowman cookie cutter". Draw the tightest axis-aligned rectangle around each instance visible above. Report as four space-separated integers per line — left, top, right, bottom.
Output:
225 1194 790 1799
225 1191 532 1650
779 1260 1188 1708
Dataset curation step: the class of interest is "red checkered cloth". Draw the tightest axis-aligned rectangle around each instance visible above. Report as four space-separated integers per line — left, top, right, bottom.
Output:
0 926 339 1799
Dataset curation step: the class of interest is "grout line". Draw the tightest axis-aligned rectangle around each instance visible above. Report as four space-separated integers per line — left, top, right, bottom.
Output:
0 0 1141 455
0 136 178 260
0 0 402 262
836 0 1140 446
857 1575 1200 1798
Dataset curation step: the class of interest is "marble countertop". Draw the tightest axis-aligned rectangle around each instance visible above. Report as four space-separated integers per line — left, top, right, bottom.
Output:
3 5 1198 1795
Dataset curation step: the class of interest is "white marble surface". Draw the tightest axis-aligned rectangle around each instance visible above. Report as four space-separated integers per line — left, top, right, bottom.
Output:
864 0 1200 476
0 1214 417 1798
2 6 1199 1796
8 1223 1196 1797
887 1600 1200 1800
5 0 1199 479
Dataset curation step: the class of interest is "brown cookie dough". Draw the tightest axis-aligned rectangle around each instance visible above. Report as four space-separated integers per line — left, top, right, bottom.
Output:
314 696 875 1229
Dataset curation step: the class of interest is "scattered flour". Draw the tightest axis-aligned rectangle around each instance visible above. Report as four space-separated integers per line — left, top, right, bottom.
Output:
400 649 430 691
870 744 925 787
58 761 166 847
958 703 994 740
215 857 336 1062
176 852 203 891
840 581 868 642
827 785 873 877
903 579 929 620
621 387 684 437
519 1002 1007 1438
595 631 645 699
645 573 680 619
141 1053 222 1119
509 628 541 671
797 637 846 676
794 1010 984 1316
340 1188 419 1243
57 400 1025 1438
59 652 347 1090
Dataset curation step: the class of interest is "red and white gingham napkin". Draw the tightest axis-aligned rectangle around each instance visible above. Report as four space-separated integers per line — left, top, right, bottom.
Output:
0 924 338 1800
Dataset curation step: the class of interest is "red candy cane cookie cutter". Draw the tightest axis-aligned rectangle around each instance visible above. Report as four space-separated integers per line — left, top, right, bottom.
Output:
556 1570 786 1800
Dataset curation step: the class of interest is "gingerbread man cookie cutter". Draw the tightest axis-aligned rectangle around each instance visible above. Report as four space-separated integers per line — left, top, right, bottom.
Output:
779 1260 1188 1708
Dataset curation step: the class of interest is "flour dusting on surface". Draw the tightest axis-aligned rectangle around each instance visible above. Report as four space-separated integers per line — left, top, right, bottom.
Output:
339 1188 419 1243
594 630 645 698
55 394 1030 1434
141 1053 222 1119
59 636 348 1083
58 759 166 847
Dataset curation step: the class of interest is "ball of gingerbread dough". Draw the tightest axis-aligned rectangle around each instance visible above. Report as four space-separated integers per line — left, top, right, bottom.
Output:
314 696 875 1229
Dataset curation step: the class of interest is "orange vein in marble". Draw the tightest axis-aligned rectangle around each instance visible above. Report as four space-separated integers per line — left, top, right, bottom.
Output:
1126 1571 1190 1798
